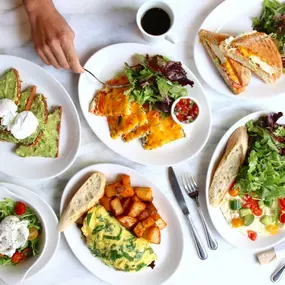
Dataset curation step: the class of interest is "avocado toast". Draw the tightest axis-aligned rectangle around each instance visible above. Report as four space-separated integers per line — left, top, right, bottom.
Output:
0 68 62 158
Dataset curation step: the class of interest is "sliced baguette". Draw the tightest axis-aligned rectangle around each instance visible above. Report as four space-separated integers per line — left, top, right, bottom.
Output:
209 126 248 207
58 172 106 232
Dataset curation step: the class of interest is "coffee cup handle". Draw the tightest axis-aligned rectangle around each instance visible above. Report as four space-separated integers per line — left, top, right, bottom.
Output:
165 33 178 44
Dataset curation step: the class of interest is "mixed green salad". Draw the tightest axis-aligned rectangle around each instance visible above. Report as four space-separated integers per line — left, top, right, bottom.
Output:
252 0 285 67
227 112 285 240
0 198 42 265
124 54 194 115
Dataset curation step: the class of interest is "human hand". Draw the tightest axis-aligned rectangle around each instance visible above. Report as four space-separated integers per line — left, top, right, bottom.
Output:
24 0 84 73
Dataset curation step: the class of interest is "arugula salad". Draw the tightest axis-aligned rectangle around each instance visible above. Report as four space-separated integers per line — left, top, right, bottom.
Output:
124 54 194 115
0 198 42 265
223 112 285 241
252 0 285 68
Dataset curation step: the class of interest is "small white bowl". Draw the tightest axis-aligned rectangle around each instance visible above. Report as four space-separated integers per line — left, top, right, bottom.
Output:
171 96 200 126
0 186 47 285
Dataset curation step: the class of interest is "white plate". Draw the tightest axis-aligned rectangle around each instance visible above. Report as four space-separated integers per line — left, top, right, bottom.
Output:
193 0 285 100
0 182 60 279
205 110 285 250
78 43 211 166
60 163 184 285
0 55 81 179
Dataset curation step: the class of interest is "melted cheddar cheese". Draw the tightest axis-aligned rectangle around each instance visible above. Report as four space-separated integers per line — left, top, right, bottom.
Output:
222 59 239 84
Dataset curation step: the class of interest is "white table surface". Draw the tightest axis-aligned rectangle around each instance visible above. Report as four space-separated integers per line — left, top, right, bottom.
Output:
0 0 285 284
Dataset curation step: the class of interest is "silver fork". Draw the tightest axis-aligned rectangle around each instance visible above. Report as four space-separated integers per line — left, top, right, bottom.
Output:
181 173 218 250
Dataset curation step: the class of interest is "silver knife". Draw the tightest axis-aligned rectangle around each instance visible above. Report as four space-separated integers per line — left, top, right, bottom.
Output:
168 167 208 260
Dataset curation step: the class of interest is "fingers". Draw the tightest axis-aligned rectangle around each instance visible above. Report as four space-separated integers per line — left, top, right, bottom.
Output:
42 46 61 69
36 48 51 66
61 37 84 73
49 41 70 70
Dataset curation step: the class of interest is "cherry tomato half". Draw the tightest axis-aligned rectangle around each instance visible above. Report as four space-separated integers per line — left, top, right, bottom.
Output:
279 198 285 210
247 230 257 241
252 207 263 216
266 224 280 235
11 252 25 264
22 248 33 258
280 213 285 224
229 188 240 197
15 201 26 216
28 228 39 241
232 218 244 228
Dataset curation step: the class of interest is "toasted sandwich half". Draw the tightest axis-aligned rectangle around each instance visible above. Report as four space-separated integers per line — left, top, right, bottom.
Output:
199 29 251 95
219 31 282 84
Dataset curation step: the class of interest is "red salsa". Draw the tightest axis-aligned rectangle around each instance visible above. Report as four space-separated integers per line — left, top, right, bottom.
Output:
174 98 199 124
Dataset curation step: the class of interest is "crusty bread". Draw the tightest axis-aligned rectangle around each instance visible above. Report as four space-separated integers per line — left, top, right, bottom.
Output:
58 172 106 232
220 31 282 84
209 126 248 207
199 29 251 94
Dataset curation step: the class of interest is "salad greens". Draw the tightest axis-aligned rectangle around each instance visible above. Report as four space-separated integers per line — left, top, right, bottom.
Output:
124 54 194 114
0 198 42 265
235 112 285 223
252 0 285 67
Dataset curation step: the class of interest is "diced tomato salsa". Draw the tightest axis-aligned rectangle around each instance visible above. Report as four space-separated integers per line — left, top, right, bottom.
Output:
174 98 199 124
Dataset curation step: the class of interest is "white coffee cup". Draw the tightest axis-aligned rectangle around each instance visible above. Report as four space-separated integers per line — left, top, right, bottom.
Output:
136 1 177 43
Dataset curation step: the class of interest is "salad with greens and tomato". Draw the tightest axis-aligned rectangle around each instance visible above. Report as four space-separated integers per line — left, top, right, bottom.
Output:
0 198 42 265
220 112 285 241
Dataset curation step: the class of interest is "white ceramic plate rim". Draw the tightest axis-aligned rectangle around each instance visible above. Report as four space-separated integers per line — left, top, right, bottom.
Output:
0 55 81 180
0 182 60 278
60 163 184 285
78 43 211 166
193 0 285 101
205 110 285 250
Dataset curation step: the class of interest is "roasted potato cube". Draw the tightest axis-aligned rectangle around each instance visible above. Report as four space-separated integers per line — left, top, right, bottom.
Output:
121 174 131 186
122 198 132 213
134 187 153 202
152 213 167 230
99 195 112 211
137 209 151 221
128 201 146 218
132 195 141 202
145 203 157 216
133 222 146 237
105 182 121 197
142 216 156 228
143 226 161 244
110 197 124 216
117 185 135 198
118 216 137 229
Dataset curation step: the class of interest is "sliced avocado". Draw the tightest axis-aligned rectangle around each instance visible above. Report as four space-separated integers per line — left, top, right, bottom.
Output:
244 214 255 226
240 208 252 217
260 215 272 226
0 69 19 102
16 107 62 158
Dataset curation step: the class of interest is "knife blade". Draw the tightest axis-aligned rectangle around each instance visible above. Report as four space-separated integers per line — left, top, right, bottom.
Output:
168 166 208 260
168 167 189 215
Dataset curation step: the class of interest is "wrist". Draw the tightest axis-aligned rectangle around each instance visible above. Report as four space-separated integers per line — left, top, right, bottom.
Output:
24 0 54 14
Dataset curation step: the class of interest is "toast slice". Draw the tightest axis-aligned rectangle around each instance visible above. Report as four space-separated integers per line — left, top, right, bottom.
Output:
199 29 251 94
0 86 37 143
0 68 21 104
58 172 106 232
209 126 248 207
219 31 282 84
15 107 62 158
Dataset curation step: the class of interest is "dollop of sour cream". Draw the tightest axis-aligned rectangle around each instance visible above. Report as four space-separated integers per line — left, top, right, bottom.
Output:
7 111 39 140
0 99 18 126
0 216 29 257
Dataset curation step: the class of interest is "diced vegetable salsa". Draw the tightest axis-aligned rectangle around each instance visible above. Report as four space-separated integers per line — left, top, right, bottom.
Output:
173 98 199 124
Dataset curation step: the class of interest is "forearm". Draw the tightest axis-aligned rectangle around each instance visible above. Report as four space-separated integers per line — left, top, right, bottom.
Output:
23 0 54 14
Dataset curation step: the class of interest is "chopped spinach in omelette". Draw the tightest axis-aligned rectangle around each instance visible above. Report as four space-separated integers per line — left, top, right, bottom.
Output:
81 205 157 272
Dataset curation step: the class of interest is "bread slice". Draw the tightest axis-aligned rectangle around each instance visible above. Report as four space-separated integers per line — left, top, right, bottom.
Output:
219 31 282 84
0 68 21 103
209 126 248 207
199 29 251 94
58 172 106 232
15 107 62 158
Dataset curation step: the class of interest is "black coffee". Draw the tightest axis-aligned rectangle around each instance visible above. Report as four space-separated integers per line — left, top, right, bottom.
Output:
141 8 171 36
